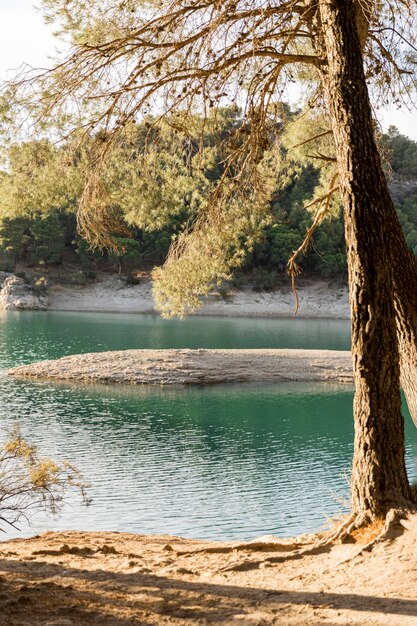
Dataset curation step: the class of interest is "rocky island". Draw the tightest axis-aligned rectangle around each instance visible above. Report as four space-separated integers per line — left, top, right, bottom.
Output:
8 348 353 386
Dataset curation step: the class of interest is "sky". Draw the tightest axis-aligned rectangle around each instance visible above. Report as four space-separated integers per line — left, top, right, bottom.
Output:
0 0 416 140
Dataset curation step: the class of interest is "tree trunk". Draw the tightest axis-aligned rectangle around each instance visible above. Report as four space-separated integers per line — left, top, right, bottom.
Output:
312 0 415 518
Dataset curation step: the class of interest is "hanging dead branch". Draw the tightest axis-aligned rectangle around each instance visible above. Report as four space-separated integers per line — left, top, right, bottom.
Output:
287 173 339 314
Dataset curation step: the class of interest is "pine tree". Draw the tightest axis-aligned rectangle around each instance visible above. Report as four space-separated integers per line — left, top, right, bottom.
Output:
6 0 417 532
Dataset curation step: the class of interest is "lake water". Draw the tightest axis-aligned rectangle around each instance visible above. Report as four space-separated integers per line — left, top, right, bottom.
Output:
1 311 416 541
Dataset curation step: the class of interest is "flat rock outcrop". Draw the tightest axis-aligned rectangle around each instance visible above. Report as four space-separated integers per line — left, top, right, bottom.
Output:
0 275 46 310
8 348 353 385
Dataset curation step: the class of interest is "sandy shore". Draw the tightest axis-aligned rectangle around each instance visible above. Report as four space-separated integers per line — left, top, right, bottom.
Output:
1 515 417 625
8 348 353 386
47 276 350 318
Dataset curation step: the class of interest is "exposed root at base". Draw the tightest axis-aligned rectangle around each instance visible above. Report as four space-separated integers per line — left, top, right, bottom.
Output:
360 508 408 552
321 508 409 553
179 508 412 575
322 511 369 545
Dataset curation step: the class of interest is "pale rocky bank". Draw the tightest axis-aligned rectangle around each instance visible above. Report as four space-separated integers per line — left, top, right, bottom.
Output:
0 272 350 318
0 274 46 311
46 276 350 318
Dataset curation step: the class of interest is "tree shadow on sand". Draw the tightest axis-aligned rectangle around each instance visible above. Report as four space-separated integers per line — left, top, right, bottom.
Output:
0 555 416 625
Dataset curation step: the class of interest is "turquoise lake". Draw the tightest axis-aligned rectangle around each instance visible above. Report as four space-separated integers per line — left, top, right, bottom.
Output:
1 311 416 540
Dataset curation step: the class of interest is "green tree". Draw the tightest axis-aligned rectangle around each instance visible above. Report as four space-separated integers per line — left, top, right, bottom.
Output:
0 216 31 266
108 237 142 276
385 126 417 180
28 213 66 266
0 139 82 218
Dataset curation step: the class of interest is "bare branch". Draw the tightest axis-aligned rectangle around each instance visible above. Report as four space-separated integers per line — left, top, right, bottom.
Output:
287 176 339 316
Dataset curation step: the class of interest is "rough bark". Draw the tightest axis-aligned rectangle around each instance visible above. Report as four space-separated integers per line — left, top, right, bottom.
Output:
379 198 417 430
310 0 415 517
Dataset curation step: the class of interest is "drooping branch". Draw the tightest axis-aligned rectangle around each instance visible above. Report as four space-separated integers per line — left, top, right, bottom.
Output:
287 173 339 315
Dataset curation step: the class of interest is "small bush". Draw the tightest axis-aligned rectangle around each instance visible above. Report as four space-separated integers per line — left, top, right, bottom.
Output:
33 275 49 295
58 271 88 287
216 282 233 300
251 268 278 292
230 271 247 289
125 271 142 286
83 269 97 281
0 424 90 532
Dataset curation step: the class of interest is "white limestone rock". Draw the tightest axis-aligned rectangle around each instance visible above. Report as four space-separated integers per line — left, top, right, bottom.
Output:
0 276 47 310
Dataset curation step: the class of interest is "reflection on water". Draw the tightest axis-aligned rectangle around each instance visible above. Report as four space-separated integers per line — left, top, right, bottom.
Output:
0 311 416 541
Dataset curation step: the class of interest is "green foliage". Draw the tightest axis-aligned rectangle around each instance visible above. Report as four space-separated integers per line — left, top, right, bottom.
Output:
0 216 30 265
0 212 65 266
0 139 83 219
395 195 417 255
0 109 417 304
385 126 417 179
28 213 66 265
75 239 102 271
106 121 213 232
153 146 280 317
251 268 279 292
108 237 142 275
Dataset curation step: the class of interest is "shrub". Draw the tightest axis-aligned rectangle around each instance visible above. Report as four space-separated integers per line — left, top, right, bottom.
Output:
216 281 233 300
125 271 142 286
57 271 88 287
33 275 49 295
230 271 247 289
0 425 90 532
83 269 97 281
251 268 278 292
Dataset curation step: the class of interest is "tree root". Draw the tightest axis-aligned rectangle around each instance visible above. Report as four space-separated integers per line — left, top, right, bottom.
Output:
319 507 409 552
319 509 411 571
360 508 407 552
178 508 412 575
320 511 369 545
176 539 304 557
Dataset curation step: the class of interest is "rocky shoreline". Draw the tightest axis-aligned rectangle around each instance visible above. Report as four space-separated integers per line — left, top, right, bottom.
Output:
47 276 350 318
0 273 46 310
8 348 353 386
0 272 350 318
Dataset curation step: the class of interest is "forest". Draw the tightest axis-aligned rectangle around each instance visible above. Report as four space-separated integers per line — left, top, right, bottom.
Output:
1 107 416 289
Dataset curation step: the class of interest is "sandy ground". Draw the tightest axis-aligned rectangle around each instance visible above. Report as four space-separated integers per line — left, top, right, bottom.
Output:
1 515 417 625
47 276 350 318
8 348 353 386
